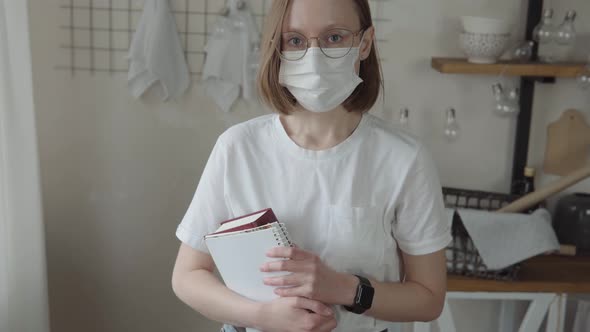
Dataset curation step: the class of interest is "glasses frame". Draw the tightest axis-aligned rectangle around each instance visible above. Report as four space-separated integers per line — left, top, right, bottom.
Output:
276 28 365 61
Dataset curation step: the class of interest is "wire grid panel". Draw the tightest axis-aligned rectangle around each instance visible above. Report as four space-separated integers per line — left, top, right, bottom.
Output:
56 0 392 76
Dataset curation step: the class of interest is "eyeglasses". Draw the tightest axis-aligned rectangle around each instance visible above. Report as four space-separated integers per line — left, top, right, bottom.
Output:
277 28 364 61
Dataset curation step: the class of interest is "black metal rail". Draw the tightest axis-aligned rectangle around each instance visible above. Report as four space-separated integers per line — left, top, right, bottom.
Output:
511 0 551 193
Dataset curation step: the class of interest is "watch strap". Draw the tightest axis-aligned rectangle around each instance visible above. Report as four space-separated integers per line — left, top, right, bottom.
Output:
343 274 374 314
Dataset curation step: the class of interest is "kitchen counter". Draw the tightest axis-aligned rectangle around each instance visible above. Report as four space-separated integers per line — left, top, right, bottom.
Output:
448 255 590 293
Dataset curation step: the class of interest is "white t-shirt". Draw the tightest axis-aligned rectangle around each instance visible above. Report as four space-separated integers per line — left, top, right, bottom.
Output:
176 112 452 331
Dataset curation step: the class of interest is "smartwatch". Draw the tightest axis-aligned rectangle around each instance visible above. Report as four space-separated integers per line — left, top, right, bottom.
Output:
343 274 374 314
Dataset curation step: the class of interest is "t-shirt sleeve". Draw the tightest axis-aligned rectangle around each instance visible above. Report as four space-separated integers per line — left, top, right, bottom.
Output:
175 138 232 253
392 145 452 256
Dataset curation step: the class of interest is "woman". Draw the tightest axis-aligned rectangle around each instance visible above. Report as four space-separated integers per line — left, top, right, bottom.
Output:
171 0 451 331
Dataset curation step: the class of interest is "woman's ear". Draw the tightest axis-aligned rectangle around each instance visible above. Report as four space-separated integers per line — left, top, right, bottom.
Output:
359 26 375 61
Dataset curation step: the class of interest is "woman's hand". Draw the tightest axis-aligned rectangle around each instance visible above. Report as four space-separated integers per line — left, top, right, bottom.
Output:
256 297 337 332
260 246 358 305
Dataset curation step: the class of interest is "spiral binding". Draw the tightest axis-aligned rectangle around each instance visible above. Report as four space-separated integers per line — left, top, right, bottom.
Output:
272 223 294 247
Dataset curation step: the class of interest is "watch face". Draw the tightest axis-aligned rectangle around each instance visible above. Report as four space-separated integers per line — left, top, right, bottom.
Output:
358 284 375 309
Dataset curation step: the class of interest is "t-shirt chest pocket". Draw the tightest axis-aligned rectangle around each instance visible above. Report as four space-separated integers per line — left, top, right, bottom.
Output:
322 204 389 274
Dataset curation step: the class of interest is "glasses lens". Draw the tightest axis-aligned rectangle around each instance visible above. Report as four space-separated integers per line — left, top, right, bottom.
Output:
319 29 354 58
279 32 307 60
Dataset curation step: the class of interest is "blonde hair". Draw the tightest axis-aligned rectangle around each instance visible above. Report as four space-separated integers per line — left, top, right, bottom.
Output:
256 0 383 114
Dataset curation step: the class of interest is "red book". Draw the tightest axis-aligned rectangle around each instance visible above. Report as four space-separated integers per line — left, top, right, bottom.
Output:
210 208 278 236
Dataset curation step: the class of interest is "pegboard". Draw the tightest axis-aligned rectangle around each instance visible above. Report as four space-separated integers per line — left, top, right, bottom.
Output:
55 0 392 76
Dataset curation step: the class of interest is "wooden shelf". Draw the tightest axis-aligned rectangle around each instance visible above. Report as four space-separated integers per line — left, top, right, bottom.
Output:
432 57 586 78
448 255 590 293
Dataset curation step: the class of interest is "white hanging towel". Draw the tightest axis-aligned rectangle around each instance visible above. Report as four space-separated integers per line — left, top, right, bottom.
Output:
573 300 590 332
202 0 259 112
203 25 241 112
446 208 560 270
128 0 190 101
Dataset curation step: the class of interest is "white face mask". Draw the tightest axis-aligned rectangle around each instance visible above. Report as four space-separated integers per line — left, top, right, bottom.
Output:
278 46 364 113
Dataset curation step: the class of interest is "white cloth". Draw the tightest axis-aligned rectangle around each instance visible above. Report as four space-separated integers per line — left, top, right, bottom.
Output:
128 0 190 101
448 208 560 270
203 30 241 112
202 0 259 112
573 300 590 332
0 1 50 330
176 113 452 332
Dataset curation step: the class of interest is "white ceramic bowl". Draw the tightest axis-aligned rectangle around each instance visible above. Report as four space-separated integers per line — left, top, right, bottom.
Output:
459 32 510 64
462 16 512 35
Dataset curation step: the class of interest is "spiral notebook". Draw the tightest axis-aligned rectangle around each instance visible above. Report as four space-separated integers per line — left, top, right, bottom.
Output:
205 208 294 303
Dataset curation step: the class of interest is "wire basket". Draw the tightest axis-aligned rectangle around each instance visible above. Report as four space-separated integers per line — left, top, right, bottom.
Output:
442 187 523 281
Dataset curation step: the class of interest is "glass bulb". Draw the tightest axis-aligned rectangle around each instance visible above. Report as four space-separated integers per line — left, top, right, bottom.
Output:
512 41 535 62
399 108 409 127
507 88 520 102
492 83 507 115
577 56 590 90
506 88 521 115
554 10 577 46
533 9 555 44
492 83 519 117
444 108 460 142
577 73 590 90
492 83 505 101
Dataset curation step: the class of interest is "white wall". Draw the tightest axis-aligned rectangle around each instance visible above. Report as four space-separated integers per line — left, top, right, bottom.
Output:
27 0 590 332
530 1 590 199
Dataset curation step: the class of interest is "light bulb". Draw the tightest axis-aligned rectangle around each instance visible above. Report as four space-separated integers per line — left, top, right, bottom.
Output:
554 10 577 46
492 83 519 117
533 9 555 44
512 41 535 62
576 56 590 90
577 72 590 90
492 83 505 101
506 88 521 115
399 108 409 127
444 108 460 142
534 8 557 63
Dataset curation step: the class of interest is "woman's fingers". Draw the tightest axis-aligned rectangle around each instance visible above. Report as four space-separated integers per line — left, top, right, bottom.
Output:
316 316 338 332
261 247 319 272
290 297 333 316
266 246 310 260
260 259 299 272
275 284 316 299
263 273 303 286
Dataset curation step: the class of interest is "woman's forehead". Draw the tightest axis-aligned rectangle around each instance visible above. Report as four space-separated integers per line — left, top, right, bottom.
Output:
282 0 361 33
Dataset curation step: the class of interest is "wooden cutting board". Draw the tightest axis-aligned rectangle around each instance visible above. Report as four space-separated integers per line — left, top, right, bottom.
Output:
544 109 590 176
